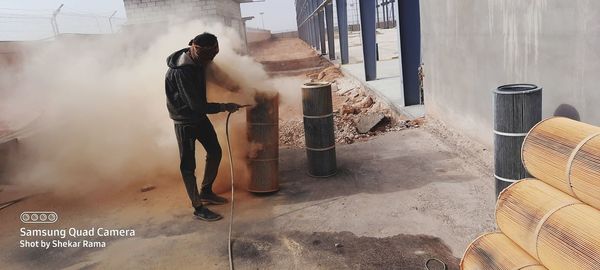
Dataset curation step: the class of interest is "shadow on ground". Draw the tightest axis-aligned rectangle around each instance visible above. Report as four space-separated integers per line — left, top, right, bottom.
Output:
272 130 474 205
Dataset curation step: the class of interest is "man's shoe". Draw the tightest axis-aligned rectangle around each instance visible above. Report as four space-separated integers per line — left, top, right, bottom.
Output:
200 191 229 205
193 207 223 221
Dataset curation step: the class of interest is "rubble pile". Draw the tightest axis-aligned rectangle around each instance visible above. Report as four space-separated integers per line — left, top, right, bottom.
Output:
279 66 423 148
331 82 422 145
307 66 344 83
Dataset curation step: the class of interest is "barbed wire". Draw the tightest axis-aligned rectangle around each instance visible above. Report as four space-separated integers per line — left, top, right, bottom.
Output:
0 6 127 40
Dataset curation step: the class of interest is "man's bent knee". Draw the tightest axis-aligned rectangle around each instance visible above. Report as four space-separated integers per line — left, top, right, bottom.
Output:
206 146 222 161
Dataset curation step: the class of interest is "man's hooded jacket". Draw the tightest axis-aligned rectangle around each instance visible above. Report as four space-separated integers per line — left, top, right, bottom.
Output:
165 48 223 124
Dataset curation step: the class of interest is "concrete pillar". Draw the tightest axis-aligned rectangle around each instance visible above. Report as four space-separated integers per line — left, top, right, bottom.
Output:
325 3 336 60
318 10 327 55
336 0 349 64
359 0 377 81
397 0 421 105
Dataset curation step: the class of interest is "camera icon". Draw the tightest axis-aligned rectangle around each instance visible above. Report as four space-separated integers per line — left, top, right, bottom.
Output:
21 211 58 224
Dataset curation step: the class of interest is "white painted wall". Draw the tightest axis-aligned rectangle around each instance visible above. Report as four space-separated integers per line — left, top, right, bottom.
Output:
422 0 600 146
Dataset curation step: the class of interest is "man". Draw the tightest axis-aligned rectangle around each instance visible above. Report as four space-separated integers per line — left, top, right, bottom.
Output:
165 32 241 221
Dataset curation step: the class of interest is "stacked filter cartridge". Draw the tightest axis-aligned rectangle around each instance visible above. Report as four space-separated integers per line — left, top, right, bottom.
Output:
462 117 600 270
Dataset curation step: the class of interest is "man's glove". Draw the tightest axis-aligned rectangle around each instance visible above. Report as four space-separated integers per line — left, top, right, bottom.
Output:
221 103 241 113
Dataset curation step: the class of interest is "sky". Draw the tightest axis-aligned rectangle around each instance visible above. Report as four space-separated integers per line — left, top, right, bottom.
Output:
240 0 297 33
0 0 297 40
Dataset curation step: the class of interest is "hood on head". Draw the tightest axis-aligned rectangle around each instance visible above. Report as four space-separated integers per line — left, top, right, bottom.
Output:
166 48 196 69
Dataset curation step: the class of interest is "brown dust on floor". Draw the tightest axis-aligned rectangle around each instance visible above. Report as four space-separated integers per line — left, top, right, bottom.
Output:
232 231 459 270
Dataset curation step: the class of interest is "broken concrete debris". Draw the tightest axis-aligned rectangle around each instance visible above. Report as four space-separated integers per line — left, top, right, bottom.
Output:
356 96 373 109
279 65 423 148
340 104 360 115
356 113 386 134
310 66 344 83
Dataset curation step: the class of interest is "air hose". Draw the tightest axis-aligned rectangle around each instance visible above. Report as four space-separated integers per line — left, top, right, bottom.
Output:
225 111 236 270
225 105 250 270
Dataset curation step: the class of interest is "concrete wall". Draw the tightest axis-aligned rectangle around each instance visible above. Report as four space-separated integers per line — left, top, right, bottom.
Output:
124 0 217 24
272 31 299 39
421 0 600 146
246 27 271 44
123 0 244 38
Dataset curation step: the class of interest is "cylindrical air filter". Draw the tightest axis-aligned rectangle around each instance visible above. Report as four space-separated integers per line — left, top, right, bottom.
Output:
246 93 279 193
461 232 547 270
496 179 600 269
302 82 336 177
522 117 600 209
493 84 542 197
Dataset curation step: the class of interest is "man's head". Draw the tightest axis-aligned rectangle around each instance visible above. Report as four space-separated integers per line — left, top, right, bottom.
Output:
188 32 219 64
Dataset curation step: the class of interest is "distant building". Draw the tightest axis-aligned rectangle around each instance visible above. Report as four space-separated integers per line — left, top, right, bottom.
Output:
123 0 255 40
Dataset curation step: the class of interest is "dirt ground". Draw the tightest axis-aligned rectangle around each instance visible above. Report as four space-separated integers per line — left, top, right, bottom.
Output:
249 38 318 62
0 37 495 270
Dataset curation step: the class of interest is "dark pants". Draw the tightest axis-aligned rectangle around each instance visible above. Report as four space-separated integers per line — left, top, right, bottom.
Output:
174 117 222 208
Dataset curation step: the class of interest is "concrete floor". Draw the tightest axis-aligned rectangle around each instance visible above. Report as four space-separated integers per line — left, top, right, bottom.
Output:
341 59 425 120
331 29 400 64
329 28 425 120
0 129 495 269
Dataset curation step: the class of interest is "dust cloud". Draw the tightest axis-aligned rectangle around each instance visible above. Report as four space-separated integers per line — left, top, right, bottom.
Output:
0 20 302 196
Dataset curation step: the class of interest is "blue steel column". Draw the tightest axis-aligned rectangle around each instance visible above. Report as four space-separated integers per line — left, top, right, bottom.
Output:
383 1 388 28
318 9 327 55
376 1 380 28
307 3 313 47
312 0 321 52
303 23 307 43
359 0 377 81
398 0 421 105
296 1 303 42
325 3 335 60
304 3 315 48
390 0 398 27
308 0 314 47
309 0 316 48
335 0 349 64
299 1 305 43
308 0 315 48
